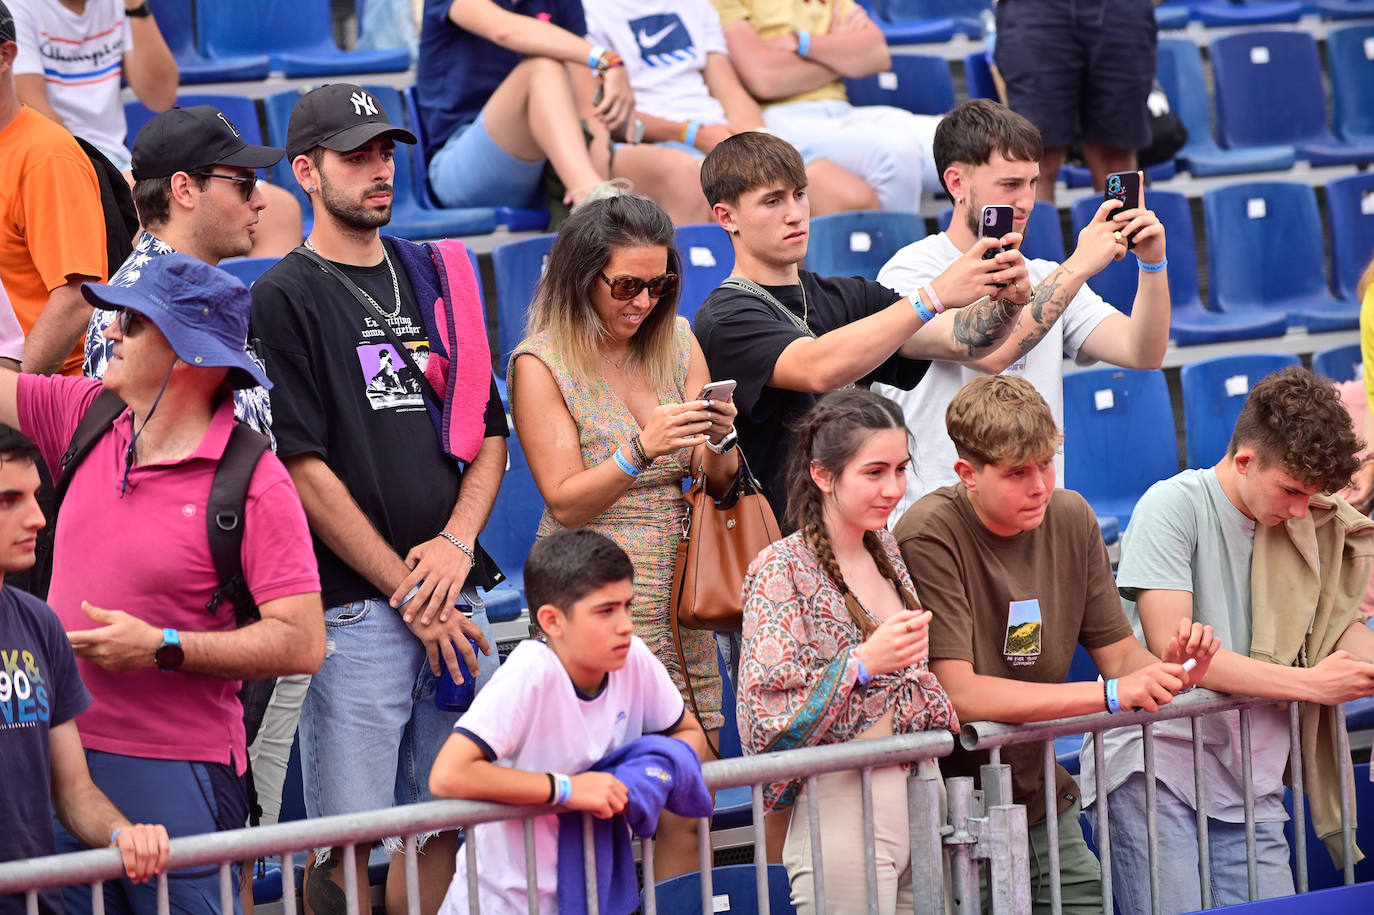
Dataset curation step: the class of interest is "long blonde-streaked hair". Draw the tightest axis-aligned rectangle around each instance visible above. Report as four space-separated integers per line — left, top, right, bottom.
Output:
1359 253 1374 302
521 194 683 390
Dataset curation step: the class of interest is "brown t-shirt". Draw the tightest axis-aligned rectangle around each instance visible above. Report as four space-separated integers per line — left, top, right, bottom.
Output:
893 485 1133 825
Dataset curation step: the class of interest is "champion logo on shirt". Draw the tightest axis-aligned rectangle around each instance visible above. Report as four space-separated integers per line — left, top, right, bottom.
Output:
628 14 693 67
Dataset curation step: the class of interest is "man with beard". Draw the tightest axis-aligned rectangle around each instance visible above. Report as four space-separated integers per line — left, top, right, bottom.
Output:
875 99 1170 516
249 83 509 915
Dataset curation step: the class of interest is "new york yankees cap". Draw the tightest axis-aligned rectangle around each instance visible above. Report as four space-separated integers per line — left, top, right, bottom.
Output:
285 83 416 161
131 106 285 181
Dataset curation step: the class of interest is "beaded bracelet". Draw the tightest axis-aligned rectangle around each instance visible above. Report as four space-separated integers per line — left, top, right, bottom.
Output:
630 435 652 468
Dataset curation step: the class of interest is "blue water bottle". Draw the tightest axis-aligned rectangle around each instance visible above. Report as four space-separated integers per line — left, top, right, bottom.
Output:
434 604 481 712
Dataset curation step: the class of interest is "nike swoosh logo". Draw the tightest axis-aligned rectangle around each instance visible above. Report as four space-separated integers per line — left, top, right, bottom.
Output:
638 23 678 48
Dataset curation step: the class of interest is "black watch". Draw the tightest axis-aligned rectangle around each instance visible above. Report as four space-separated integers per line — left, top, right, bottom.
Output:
155 628 184 672
125 2 152 18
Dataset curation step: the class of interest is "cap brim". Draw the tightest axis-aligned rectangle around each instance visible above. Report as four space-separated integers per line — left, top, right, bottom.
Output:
213 142 286 170
82 281 146 313
319 123 417 154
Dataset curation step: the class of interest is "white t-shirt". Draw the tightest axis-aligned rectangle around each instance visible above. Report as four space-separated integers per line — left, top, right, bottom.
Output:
585 0 730 124
875 232 1118 518
11 0 131 170
0 278 26 362
437 636 687 915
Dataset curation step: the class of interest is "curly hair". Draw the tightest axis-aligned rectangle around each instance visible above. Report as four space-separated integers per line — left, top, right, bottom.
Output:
1228 366 1362 493
945 374 1062 469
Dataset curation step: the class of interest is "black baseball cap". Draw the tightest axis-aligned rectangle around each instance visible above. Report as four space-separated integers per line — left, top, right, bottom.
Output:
285 83 416 161
131 106 285 181
0 1 15 45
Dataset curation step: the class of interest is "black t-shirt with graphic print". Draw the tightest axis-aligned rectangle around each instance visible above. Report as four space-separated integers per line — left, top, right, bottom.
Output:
250 239 507 607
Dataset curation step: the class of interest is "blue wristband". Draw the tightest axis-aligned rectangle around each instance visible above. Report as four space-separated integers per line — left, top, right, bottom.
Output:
796 30 812 58
1137 255 1167 273
855 650 872 686
553 773 573 806
110 827 122 845
612 448 640 477
1105 678 1123 714
684 121 702 148
913 297 935 324
587 45 606 69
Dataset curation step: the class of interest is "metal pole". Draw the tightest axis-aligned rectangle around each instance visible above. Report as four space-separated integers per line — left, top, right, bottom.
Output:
581 813 599 915
342 845 358 915
1142 724 1161 915
520 822 537 915
641 837 657 915
698 817 713 915
1239 708 1257 900
282 851 297 915
860 768 879 915
1042 739 1062 915
908 771 944 915
1335 704 1355 885
1288 702 1308 893
946 777 979 915
752 784 771 915
404 835 421 915
807 774 827 913
1094 724 1113 914
1191 718 1211 910
219 862 234 915
466 828 480 915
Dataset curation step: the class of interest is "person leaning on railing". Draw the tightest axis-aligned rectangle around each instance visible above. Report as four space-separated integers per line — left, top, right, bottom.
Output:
893 374 1219 915
738 389 957 914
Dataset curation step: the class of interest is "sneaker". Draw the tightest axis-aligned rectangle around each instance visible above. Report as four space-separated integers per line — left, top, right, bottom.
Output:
573 177 634 209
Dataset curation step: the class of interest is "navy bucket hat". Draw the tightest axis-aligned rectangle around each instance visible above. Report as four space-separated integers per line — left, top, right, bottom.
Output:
81 254 271 391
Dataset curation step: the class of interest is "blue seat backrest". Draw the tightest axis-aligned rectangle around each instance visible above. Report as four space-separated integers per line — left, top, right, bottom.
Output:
882 0 992 30
1311 342 1362 383
716 646 742 758
843 55 955 115
480 431 543 591
357 85 424 206
1179 353 1301 468
1072 190 1201 314
198 0 335 58
964 50 998 101
1325 174 1374 301
148 0 196 59
1328 24 1374 141
219 257 278 288
1063 368 1179 513
262 89 311 213
491 235 557 375
649 864 796 915
1156 37 1215 151
805 211 926 282
674 223 733 324
1210 31 1327 149
126 93 264 150
1204 183 1329 310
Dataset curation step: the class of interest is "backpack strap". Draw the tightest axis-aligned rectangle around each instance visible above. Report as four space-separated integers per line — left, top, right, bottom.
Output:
54 389 129 509
204 422 271 625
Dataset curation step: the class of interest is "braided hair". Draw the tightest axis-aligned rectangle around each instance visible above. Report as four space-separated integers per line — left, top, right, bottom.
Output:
786 390 911 638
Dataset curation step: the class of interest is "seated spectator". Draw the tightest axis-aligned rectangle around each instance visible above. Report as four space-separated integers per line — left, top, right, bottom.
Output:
1082 366 1374 915
430 528 707 915
0 1 107 376
711 0 941 212
894 374 1216 915
738 389 956 908
877 99 1169 517
509 193 733 878
416 0 709 223
12 0 303 256
0 254 325 915
583 0 878 215
0 424 170 915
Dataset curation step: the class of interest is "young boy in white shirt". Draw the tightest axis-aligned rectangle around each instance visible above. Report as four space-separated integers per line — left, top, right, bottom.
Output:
430 529 707 915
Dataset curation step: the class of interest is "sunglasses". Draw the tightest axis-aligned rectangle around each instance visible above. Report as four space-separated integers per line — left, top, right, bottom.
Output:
599 271 678 301
188 171 258 202
116 309 145 336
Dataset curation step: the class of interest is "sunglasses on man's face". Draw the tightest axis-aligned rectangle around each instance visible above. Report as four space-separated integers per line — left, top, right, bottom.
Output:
188 170 258 202
116 309 144 336
599 271 678 301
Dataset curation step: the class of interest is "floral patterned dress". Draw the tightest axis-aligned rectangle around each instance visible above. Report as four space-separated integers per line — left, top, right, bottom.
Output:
510 317 723 729
739 529 957 811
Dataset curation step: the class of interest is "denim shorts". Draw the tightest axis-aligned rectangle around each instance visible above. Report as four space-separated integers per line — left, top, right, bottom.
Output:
427 113 547 210
298 589 498 850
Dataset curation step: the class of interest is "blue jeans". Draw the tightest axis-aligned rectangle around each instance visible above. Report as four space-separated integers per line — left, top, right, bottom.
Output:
56 752 245 915
298 591 497 854
1102 771 1294 915
427 114 547 210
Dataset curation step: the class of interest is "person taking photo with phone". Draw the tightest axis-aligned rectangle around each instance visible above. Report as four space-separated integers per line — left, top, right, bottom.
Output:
508 193 737 880
876 99 1169 516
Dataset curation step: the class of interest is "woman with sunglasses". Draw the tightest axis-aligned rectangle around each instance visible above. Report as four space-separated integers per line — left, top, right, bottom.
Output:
509 193 735 874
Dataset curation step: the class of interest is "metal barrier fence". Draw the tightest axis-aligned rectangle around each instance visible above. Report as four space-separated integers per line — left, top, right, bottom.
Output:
1 689 1361 915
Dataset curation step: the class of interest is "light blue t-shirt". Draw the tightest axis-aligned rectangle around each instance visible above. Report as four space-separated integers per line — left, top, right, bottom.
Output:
1082 468 1290 823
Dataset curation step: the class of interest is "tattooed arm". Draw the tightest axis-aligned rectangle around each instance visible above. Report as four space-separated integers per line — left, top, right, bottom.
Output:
897 294 1023 360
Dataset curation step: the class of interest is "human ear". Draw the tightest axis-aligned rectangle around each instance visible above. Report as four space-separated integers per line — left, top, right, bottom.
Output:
809 459 834 495
535 603 563 638
953 458 978 489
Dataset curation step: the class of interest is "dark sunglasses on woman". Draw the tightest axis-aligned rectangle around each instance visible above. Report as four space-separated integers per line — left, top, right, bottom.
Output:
599 271 678 301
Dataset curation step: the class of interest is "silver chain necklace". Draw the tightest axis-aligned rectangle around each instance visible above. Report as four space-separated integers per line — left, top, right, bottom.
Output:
306 237 402 320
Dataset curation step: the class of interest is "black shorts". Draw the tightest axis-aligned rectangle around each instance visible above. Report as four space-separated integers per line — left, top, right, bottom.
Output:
995 0 1158 150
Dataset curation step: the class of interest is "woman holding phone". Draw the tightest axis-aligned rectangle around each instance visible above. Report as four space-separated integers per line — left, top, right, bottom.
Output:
739 389 956 912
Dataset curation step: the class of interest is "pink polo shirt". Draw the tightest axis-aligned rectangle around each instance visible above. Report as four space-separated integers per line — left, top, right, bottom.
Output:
18 374 320 772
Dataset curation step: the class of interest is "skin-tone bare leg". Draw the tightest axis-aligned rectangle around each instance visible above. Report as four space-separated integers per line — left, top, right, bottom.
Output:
480 56 605 204
805 159 880 216
383 831 458 915
1037 146 1065 203
249 183 305 258
1083 141 1139 193
241 860 255 915
304 847 368 915
610 145 711 225
648 727 722 879
764 808 791 863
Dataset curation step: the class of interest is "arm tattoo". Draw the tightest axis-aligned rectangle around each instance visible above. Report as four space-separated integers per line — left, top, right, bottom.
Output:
1012 265 1077 361
952 295 1022 356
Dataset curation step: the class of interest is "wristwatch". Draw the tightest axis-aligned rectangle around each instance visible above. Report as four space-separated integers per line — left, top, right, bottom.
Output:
155 628 184 672
125 2 153 18
705 428 738 454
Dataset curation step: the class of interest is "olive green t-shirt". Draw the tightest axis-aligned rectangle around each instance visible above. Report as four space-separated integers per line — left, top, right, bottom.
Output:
893 484 1134 825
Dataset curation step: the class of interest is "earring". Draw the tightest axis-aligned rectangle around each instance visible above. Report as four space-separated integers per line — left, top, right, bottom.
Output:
306 185 317 193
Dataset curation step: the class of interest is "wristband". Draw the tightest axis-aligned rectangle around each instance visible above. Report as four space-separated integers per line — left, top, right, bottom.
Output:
1105 678 1124 714
922 284 947 314
630 435 651 468
913 297 935 324
1137 255 1167 273
855 650 872 686
437 531 475 562
588 45 607 69
110 827 122 845
612 448 641 477
546 773 557 804
796 30 812 58
684 121 702 149
125 2 152 17
553 773 574 806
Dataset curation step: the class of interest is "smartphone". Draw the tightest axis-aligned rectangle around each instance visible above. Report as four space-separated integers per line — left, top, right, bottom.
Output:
698 379 736 403
1104 170 1144 249
980 204 1014 288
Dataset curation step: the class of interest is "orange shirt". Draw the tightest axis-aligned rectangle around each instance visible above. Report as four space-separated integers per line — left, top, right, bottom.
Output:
0 106 107 375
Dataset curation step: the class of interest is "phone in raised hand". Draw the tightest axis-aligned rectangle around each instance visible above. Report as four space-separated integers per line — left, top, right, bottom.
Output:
1104 170 1144 249
698 380 736 403
980 205 1015 288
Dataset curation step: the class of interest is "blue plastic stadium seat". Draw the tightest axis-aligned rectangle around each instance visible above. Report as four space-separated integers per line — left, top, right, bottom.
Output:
1097 516 1120 545
675 223 733 324
881 0 991 37
647 864 796 915
1155 4 1192 27
936 201 1064 263
262 90 314 218
1281 763 1374 892
1328 25 1374 145
1311 343 1362 383
218 257 278 288
1057 160 1176 190
859 0 957 45
711 647 754 830
1315 0 1374 17
1063 368 1180 531
491 235 557 375
126 93 264 150
1211 31 1374 166
1191 0 1305 25
964 51 999 101
1179 354 1301 469
147 0 270 84
1204 183 1360 332
197 0 410 77
844 55 955 116
804 211 926 282
479 432 543 624
1325 174 1374 304
1069 190 1288 345
1155 38 1296 177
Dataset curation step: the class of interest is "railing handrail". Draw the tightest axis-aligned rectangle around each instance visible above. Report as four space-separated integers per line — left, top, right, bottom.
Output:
960 688 1279 751
0 730 956 896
